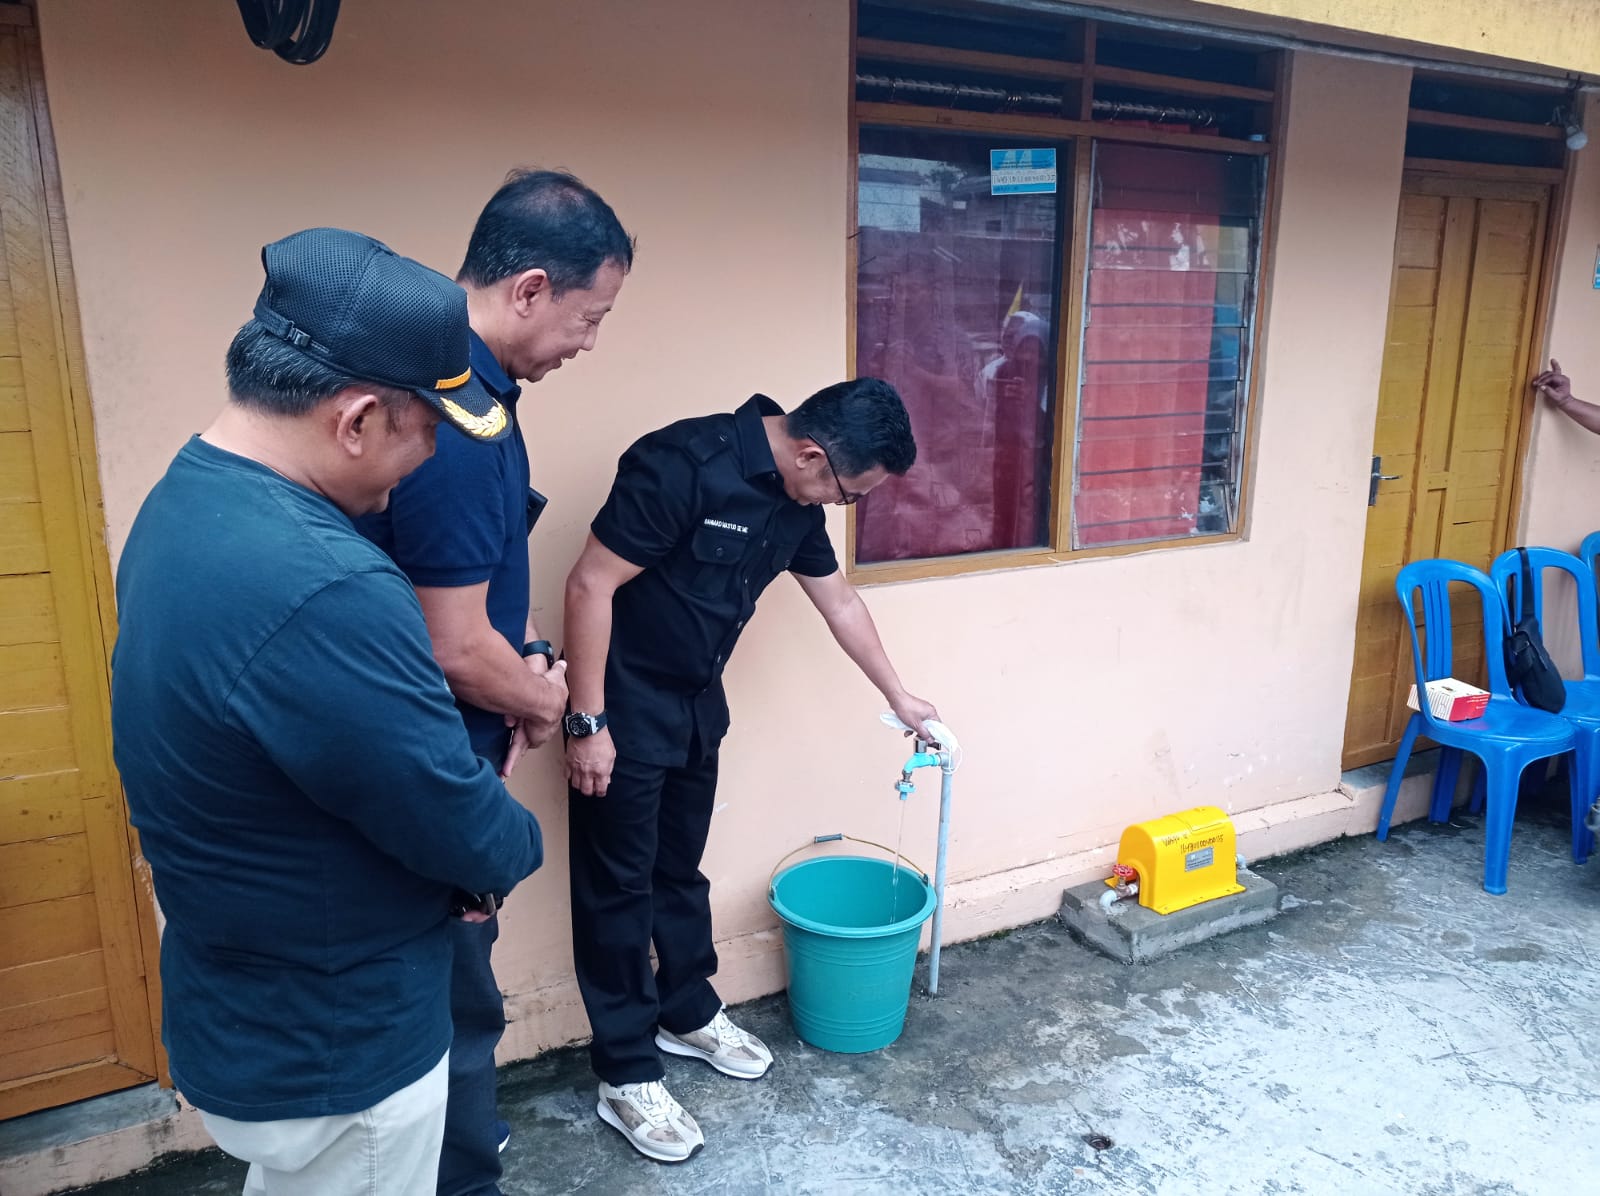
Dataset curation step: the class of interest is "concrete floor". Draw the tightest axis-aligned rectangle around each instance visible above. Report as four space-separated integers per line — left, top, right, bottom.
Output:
67 802 1600 1196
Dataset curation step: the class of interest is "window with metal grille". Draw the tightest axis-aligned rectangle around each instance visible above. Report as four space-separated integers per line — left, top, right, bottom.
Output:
848 1 1281 579
1074 143 1263 548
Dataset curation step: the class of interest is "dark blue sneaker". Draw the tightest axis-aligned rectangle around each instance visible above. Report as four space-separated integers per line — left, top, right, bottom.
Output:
495 1120 511 1154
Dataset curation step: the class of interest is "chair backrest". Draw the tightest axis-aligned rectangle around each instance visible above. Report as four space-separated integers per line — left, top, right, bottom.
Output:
1579 531 1600 654
1579 530 1600 580
1394 559 1510 726
1489 546 1600 678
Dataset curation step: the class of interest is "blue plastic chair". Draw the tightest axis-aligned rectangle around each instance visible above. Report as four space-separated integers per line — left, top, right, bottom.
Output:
1491 546 1600 864
1580 531 1600 580
1578 530 1600 649
1378 559 1575 894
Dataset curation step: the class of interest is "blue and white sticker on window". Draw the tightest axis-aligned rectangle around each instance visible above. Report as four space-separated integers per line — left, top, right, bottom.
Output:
990 148 1057 196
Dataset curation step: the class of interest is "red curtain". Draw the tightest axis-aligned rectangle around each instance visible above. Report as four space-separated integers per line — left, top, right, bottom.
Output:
854 133 1059 564
1075 143 1230 547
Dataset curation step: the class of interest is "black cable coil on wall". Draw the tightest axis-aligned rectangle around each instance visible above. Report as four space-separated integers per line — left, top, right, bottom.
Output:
235 0 342 66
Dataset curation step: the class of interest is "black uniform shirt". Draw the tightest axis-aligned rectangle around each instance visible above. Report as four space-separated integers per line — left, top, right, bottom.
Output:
590 395 839 765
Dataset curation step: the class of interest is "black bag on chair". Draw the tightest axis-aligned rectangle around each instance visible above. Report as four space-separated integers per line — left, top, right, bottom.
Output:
1503 548 1566 713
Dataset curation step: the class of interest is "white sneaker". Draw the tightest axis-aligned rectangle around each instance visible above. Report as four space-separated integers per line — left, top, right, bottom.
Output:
656 1007 773 1079
596 1080 705 1163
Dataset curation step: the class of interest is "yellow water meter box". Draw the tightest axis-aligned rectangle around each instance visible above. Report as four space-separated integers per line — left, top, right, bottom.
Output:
1109 806 1245 915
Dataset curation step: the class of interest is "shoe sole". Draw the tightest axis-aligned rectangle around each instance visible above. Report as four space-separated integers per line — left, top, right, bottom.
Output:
595 1097 703 1164
655 1032 771 1080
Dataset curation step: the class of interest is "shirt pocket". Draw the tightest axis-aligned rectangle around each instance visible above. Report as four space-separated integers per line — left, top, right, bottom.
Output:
687 524 747 598
760 533 801 586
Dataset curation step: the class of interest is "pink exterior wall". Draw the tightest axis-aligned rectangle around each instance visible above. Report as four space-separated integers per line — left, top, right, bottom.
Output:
35 0 1417 1085
38 0 857 1060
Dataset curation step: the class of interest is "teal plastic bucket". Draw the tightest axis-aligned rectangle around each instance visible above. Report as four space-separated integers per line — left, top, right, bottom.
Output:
769 855 937 1053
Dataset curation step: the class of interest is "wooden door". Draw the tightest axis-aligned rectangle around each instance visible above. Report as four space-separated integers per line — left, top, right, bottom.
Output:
0 13 159 1117
1343 172 1550 768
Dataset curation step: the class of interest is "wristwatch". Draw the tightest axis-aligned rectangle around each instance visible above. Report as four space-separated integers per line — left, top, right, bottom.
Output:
564 711 608 738
521 639 555 668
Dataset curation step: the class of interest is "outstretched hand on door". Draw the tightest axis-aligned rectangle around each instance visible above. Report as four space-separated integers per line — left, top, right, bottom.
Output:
1533 358 1572 406
1535 359 1600 435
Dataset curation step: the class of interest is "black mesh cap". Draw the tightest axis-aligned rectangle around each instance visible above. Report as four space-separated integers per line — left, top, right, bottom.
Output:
252 228 509 441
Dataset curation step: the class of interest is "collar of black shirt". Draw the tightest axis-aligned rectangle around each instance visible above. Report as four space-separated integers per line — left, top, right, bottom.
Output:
734 394 787 483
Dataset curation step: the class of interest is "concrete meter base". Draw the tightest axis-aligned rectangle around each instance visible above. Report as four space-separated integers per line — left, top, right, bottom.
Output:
1058 868 1281 964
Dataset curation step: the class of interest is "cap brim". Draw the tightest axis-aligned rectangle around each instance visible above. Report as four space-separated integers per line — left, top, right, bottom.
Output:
416 372 510 442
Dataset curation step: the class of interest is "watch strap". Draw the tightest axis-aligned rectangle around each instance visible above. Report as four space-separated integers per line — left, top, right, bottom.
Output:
566 711 608 736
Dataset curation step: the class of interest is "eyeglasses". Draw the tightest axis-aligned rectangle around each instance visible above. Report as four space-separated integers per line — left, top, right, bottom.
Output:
817 442 860 506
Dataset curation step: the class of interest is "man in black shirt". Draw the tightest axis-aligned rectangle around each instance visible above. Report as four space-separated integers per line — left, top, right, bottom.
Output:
562 378 938 1161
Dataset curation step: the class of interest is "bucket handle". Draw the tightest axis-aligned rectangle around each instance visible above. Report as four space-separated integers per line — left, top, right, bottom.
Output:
768 833 931 900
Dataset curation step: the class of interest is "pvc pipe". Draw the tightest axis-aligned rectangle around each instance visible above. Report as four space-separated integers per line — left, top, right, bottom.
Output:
1099 881 1140 911
928 753 954 996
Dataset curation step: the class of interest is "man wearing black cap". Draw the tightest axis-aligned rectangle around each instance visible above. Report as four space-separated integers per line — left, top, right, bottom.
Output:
110 228 543 1196
356 169 632 1196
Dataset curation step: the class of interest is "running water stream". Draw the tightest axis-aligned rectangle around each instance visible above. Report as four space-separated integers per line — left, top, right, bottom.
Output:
889 795 908 921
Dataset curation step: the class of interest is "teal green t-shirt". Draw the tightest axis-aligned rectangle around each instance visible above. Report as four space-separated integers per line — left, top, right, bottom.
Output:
111 436 543 1121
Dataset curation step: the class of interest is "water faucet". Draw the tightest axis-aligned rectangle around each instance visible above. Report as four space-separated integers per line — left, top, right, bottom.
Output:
878 712 961 997
895 748 944 799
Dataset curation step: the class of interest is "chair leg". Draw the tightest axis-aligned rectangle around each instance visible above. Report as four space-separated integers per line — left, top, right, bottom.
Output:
1481 755 1525 896
1429 748 1462 823
1571 731 1598 865
1377 717 1422 842
1468 764 1486 815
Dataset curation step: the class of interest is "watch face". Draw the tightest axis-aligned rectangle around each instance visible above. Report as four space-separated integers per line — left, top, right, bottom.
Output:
565 713 594 738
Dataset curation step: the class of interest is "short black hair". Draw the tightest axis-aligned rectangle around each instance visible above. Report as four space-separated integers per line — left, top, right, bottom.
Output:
786 378 916 477
458 169 635 294
225 319 410 422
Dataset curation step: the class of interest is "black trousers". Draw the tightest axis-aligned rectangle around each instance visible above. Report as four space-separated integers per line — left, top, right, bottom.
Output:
568 749 724 1085
439 739 512 1196
438 916 504 1196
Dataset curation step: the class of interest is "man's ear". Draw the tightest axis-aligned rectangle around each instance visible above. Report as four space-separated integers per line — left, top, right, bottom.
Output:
795 440 828 469
332 390 383 457
510 268 552 315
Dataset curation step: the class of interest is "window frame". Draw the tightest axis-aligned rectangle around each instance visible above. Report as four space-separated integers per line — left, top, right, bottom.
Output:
844 12 1290 584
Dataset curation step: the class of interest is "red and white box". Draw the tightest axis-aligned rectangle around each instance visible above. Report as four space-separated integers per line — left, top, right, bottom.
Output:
1406 679 1490 721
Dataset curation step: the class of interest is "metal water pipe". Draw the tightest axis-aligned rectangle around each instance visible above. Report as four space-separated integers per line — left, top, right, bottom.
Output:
892 725 958 996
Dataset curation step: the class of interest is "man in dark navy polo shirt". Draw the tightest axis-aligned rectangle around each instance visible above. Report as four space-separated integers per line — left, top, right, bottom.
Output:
562 379 939 1162
358 171 633 1196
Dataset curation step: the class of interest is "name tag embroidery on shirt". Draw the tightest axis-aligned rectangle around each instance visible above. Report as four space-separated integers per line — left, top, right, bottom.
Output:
703 518 749 535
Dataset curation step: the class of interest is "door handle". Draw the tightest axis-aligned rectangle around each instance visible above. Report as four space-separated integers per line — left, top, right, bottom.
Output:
1369 455 1402 506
